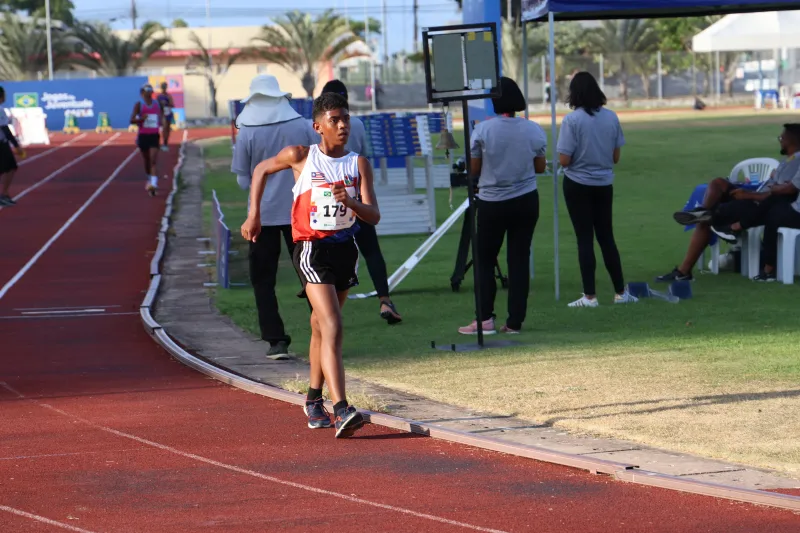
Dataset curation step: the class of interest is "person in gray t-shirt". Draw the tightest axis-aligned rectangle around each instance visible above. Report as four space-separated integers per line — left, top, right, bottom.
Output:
557 72 636 308
230 75 318 358
735 123 800 281
457 76 547 336
318 79 403 325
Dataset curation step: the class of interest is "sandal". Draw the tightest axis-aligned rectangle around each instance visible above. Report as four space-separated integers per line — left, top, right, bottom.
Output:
379 300 402 325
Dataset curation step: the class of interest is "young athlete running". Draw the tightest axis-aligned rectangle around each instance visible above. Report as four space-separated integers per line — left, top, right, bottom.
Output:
157 81 175 152
130 84 162 196
0 86 25 207
241 93 380 438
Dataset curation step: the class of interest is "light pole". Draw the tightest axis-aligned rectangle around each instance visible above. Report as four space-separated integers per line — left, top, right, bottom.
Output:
45 0 54 80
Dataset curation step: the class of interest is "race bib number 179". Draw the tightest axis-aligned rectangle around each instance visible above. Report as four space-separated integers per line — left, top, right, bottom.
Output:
310 186 355 231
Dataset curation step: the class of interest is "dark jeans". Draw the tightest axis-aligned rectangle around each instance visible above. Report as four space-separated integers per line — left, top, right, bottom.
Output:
249 225 294 345
476 189 539 330
563 177 625 295
762 201 800 268
354 221 390 298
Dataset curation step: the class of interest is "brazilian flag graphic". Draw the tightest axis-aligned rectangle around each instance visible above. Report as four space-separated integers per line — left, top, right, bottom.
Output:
13 92 39 108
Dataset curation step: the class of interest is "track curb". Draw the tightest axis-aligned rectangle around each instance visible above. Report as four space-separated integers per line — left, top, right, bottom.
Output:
139 133 800 514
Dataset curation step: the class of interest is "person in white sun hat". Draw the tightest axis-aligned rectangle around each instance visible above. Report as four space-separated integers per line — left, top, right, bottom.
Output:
231 74 317 360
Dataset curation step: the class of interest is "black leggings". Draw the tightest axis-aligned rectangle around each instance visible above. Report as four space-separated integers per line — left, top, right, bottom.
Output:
477 189 539 330
563 177 625 296
354 221 390 298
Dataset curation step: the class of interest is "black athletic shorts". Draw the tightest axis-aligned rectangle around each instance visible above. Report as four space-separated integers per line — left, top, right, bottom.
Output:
136 133 160 152
292 238 359 296
0 142 18 174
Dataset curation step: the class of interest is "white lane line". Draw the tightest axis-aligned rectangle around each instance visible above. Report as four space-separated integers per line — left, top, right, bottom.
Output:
14 305 121 311
2 132 120 209
0 312 138 320
21 309 105 315
0 505 99 533
18 133 87 166
0 382 509 533
0 148 138 301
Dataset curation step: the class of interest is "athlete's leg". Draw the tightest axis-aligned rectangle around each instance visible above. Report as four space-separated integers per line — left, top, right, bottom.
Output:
305 283 346 404
307 289 347 392
0 169 16 196
162 117 172 147
140 145 152 175
149 145 160 176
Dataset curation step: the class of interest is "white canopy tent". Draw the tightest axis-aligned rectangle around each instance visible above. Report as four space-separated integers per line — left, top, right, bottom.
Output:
692 10 800 51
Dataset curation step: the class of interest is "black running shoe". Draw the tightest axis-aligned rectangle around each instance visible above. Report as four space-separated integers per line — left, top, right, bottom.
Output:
752 270 777 282
655 267 694 282
710 224 739 244
673 208 711 226
303 398 332 429
266 341 290 360
334 405 364 438
0 194 16 206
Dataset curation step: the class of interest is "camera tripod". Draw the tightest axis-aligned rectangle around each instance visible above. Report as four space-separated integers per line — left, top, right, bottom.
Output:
450 202 508 292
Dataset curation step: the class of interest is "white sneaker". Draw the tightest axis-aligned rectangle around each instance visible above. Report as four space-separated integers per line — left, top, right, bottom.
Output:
150 175 158 187
614 290 639 304
568 294 598 308
160 145 169 152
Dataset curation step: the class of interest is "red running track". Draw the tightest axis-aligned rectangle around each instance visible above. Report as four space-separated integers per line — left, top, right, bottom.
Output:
1 132 799 533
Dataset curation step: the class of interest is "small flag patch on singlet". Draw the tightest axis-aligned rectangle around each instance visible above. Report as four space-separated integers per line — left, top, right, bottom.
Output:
311 171 326 184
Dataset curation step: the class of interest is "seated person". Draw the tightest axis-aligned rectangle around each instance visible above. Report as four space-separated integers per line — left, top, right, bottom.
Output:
657 123 800 282
747 173 800 282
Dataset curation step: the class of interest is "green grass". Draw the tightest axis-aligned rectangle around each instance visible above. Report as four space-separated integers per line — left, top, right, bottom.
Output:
200 113 800 473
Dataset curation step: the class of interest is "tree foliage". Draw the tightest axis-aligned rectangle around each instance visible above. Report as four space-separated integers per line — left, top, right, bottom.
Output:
70 21 170 76
0 13 71 80
252 9 363 97
185 31 244 117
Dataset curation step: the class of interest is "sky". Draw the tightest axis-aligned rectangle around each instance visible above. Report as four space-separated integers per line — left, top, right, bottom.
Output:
71 0 463 55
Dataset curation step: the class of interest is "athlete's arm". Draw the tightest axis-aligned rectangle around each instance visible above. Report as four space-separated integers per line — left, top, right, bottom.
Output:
130 102 141 124
1 125 19 148
241 145 308 242
334 155 380 226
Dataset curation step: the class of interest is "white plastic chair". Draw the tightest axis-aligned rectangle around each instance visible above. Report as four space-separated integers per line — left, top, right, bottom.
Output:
700 158 780 275
777 228 800 284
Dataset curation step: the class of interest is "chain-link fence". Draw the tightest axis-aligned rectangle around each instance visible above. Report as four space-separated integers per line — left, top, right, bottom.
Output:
340 49 792 111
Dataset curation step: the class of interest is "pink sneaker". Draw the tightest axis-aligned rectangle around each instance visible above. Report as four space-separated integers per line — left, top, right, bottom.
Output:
499 325 520 334
458 318 496 335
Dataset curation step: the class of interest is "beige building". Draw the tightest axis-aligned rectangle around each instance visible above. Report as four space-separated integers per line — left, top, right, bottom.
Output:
114 26 340 119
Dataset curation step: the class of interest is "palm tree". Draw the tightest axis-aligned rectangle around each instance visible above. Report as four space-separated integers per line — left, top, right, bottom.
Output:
588 19 660 101
252 10 363 97
70 21 170 77
0 14 70 80
184 32 244 117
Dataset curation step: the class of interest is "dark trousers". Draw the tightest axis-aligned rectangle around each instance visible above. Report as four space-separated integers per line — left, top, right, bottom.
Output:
762 201 800 268
354 221 390 298
248 225 294 345
476 189 539 330
714 196 792 229
563 177 625 295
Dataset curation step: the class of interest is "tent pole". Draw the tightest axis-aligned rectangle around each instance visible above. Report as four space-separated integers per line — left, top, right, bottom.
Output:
522 21 534 279
715 51 720 102
548 12 559 301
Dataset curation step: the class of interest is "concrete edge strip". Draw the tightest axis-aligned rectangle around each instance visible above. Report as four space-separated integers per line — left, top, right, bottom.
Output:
137 135 800 514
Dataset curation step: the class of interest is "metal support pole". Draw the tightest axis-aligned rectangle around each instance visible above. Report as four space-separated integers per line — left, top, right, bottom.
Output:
599 53 604 92
381 0 388 76
462 100 483 346
522 22 533 279
657 50 662 101
541 55 546 104
548 13 559 300
45 0 54 80
715 50 720 102
365 0 376 111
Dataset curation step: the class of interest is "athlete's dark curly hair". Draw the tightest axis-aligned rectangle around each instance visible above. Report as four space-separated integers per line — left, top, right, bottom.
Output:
312 92 349 120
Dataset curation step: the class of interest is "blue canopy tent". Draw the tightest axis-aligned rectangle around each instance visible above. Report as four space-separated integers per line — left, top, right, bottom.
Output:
520 0 800 300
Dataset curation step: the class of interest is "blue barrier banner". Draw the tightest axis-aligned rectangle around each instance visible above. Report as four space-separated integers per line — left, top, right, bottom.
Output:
2 76 152 131
212 190 231 289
